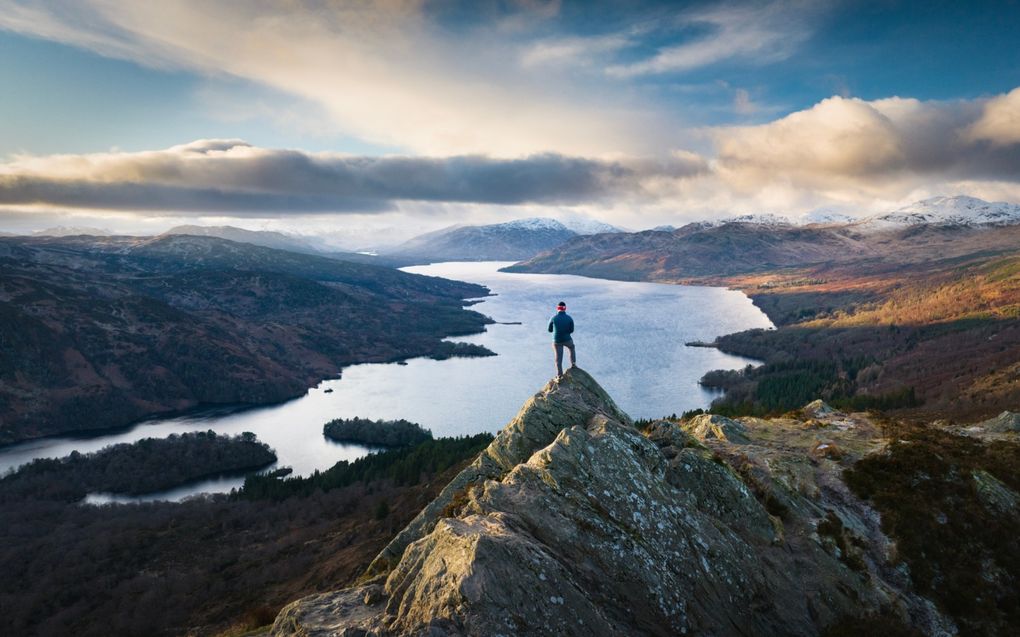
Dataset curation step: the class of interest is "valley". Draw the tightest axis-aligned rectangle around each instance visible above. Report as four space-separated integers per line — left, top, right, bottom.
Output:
509 202 1020 421
4 6 1019 636
0 235 492 444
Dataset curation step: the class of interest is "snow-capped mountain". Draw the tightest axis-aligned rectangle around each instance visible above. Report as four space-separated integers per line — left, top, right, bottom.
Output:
387 218 579 263
497 217 565 231
664 197 1020 233
671 213 792 230
492 217 622 235
724 213 793 226
33 226 113 237
862 196 1020 229
559 218 625 235
802 210 859 225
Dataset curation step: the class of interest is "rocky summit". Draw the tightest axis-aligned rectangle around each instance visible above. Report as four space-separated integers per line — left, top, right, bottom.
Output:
269 369 957 636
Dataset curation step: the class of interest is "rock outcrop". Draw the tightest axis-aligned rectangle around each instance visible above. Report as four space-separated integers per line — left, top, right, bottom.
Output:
364 368 632 576
938 410 1020 442
271 369 952 636
975 410 1020 434
681 413 751 444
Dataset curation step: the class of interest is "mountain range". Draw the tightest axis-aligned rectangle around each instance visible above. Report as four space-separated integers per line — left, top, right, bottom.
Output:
383 217 622 263
717 195 1020 230
507 198 1020 422
508 196 1020 281
163 225 323 255
32 226 114 237
857 195 1020 229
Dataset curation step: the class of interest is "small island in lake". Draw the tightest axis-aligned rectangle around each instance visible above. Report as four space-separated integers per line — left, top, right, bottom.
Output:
426 341 496 360
323 417 433 447
0 431 277 503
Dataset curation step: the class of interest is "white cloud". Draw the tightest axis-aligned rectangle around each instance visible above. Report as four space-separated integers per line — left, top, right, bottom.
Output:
606 1 819 77
712 93 1020 198
520 34 631 68
733 88 756 115
965 87 1020 146
4 87 1020 228
0 0 658 157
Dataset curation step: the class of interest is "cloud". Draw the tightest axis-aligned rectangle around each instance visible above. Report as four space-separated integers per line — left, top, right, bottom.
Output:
520 34 632 68
733 88 756 115
0 140 708 215
0 0 655 156
3 87 1020 223
712 93 1020 197
965 87 1020 147
606 1 819 77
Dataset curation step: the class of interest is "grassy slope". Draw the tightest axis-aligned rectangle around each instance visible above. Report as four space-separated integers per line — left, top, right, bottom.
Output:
716 251 1020 419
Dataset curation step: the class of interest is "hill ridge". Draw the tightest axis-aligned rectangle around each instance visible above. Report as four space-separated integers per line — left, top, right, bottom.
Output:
269 369 955 636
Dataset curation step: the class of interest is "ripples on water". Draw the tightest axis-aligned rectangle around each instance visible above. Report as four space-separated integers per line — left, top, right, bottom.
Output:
1 262 772 501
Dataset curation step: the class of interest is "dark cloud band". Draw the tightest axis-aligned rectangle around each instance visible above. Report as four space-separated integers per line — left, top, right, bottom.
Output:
0 144 707 214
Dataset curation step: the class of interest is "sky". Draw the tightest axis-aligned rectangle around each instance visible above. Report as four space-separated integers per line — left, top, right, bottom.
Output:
1 0 1019 243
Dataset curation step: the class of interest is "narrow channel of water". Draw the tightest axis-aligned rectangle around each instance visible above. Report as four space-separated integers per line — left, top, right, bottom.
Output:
1 262 773 501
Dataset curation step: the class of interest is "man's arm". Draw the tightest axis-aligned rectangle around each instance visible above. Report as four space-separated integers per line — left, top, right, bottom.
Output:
548 317 554 333
567 317 574 334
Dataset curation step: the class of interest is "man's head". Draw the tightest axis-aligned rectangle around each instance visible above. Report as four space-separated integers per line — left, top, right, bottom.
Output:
557 301 566 312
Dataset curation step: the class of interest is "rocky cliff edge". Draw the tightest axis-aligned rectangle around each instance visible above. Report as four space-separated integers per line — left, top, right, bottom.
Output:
269 369 953 636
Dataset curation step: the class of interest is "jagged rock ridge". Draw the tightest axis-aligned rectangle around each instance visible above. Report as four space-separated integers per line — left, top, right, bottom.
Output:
271 369 952 636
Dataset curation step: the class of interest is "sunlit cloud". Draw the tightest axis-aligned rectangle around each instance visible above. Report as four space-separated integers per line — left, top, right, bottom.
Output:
1 2 1019 232
3 86 1018 228
965 87 1020 147
712 94 1020 198
0 0 658 156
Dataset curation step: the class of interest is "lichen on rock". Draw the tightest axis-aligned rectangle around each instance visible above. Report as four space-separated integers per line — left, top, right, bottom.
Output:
271 372 954 637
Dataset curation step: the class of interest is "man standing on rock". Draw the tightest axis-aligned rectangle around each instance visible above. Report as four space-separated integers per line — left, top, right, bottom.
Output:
548 301 576 378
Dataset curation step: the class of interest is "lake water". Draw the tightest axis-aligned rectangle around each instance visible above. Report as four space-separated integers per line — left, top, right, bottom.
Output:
0 262 772 501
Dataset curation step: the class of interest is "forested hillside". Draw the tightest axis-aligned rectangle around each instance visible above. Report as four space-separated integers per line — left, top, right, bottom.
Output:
0 235 492 444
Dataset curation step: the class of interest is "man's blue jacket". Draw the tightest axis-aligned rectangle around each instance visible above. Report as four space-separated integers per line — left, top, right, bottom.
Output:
548 312 574 343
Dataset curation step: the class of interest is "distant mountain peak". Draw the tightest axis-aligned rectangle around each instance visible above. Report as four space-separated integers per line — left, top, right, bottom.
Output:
802 209 858 225
161 224 321 255
723 213 793 226
863 195 1020 229
494 217 570 232
493 217 623 235
558 217 625 235
387 217 581 262
33 226 112 237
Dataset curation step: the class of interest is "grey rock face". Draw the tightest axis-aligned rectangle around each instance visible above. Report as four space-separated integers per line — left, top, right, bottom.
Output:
801 399 839 418
973 469 1020 516
365 368 631 576
978 411 1020 433
272 371 949 637
681 413 751 444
